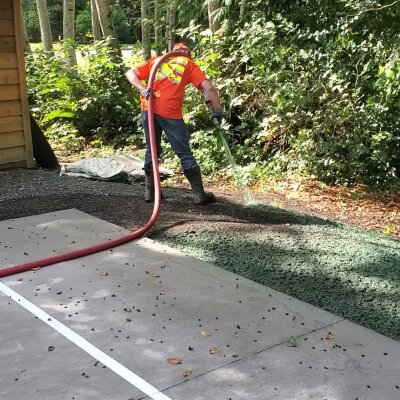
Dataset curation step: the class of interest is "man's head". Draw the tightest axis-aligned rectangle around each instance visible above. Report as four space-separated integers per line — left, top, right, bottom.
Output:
173 43 192 58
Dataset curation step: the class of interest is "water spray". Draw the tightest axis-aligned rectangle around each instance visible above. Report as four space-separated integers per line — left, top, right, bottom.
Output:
212 120 254 204
202 90 249 197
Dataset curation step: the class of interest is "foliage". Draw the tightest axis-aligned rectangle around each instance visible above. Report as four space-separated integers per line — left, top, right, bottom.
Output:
75 9 92 42
26 41 141 147
23 0 400 188
22 0 137 44
174 0 400 186
24 9 40 41
110 5 136 44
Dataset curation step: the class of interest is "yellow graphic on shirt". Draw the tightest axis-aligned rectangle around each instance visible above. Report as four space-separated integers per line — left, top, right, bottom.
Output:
156 56 189 84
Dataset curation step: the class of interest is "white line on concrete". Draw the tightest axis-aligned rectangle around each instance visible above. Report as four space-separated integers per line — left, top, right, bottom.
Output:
0 282 171 400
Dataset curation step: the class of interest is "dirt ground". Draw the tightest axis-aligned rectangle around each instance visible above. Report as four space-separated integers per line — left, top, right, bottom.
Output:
2 166 398 238
0 167 330 237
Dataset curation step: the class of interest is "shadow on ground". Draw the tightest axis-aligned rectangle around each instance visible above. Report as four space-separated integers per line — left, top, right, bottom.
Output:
155 203 400 340
1 170 399 340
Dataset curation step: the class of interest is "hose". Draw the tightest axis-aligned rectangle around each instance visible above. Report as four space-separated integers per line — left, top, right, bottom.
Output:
0 51 183 279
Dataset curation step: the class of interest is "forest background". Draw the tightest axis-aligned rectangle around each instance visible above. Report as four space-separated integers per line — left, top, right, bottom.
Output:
22 0 400 191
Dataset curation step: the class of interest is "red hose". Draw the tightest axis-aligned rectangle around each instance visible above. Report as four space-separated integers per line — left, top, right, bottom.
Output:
0 51 183 279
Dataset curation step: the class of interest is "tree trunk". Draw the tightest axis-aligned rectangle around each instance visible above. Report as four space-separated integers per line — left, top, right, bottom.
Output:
239 0 247 24
63 0 77 66
165 5 170 49
141 0 151 59
166 1 176 51
91 0 102 41
154 0 162 55
20 3 31 53
35 0 53 55
208 0 221 33
95 0 120 51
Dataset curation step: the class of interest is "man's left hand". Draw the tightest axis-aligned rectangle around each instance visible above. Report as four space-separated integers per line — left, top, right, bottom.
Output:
140 88 152 99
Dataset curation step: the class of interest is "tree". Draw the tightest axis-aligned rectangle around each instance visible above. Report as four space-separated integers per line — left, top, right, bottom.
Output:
63 0 77 66
166 0 176 51
35 0 53 55
90 0 102 41
20 3 32 53
239 0 247 24
141 0 151 59
154 0 162 54
94 0 119 50
207 0 221 33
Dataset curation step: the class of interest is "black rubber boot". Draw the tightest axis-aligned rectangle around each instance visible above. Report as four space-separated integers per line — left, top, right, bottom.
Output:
184 165 216 205
144 166 163 203
144 166 154 203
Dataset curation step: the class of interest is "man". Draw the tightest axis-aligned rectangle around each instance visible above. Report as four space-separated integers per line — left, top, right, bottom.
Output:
125 43 224 205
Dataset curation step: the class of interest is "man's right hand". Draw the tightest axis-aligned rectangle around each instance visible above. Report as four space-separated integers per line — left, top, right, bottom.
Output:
212 109 224 126
140 88 152 99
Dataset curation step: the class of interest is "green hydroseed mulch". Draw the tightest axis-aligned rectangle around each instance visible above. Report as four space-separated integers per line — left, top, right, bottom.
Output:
157 204 400 341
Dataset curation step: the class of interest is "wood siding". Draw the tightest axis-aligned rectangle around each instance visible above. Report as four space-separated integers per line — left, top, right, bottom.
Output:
0 0 33 168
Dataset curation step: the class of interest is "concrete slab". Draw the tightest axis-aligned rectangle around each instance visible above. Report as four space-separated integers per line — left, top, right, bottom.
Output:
0 209 127 267
0 209 399 400
159 319 400 400
0 293 137 400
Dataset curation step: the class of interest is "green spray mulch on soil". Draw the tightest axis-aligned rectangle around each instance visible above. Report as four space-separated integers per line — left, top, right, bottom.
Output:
157 203 400 341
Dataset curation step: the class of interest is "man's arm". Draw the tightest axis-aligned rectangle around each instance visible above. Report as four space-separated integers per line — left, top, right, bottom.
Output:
126 69 147 93
200 80 222 111
200 80 224 124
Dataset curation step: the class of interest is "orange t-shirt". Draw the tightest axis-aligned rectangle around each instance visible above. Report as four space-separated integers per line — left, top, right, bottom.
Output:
134 55 207 119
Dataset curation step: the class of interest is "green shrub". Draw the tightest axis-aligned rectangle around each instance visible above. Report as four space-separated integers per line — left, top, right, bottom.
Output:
24 9 40 42
25 0 400 188
177 3 400 186
75 10 92 43
26 41 141 147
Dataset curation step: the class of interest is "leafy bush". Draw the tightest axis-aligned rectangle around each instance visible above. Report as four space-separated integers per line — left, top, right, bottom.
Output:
25 0 400 188
26 41 141 147
75 42 140 143
110 5 135 44
24 9 40 42
75 10 92 43
177 1 400 186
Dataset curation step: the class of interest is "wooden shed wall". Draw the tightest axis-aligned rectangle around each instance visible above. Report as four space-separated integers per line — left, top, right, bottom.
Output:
0 0 33 168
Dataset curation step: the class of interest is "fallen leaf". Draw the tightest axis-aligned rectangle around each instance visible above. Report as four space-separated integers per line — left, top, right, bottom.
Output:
325 332 336 340
146 271 160 278
99 272 108 276
209 347 218 355
384 225 396 236
292 182 301 192
167 357 182 365
183 370 192 378
271 200 283 209
201 330 211 337
287 192 300 199
286 337 297 347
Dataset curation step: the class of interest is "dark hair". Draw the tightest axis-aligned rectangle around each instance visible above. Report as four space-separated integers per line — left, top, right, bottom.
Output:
172 43 192 58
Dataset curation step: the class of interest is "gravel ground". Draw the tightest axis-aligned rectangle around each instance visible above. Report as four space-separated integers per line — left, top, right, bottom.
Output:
1 168 399 340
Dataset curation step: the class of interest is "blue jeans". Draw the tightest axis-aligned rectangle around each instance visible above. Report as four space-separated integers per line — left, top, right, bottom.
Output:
141 111 198 171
